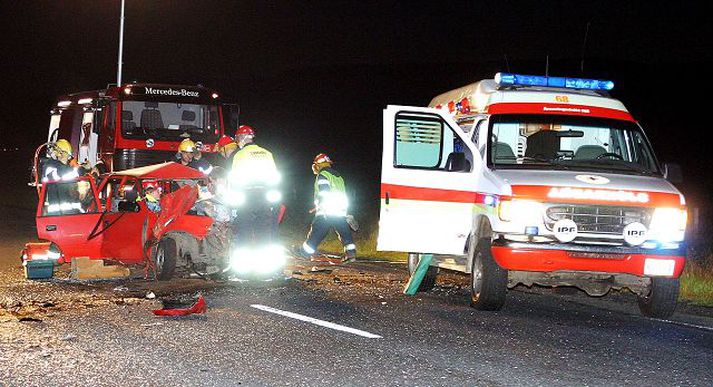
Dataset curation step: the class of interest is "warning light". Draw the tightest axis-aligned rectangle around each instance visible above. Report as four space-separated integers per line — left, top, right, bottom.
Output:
495 72 614 91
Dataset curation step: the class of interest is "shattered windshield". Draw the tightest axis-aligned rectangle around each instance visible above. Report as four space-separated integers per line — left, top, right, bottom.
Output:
120 101 221 143
488 115 660 175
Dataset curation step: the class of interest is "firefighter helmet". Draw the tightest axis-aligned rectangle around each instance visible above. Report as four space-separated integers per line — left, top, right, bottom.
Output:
178 138 196 152
216 135 234 149
312 153 333 174
236 125 255 137
54 139 73 156
142 180 161 192
313 153 332 165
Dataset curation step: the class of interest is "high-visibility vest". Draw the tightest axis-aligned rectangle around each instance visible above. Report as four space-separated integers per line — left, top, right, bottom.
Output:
314 168 348 216
230 144 279 186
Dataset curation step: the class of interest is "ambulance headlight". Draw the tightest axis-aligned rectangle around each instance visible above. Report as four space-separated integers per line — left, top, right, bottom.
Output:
648 207 687 243
266 189 282 203
498 200 543 223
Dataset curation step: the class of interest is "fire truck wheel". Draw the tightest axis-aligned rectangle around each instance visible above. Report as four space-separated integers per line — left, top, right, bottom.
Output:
469 238 507 311
155 238 178 281
407 253 438 292
637 277 679 318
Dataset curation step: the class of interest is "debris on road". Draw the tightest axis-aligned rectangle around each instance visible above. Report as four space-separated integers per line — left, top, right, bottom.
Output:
153 294 206 317
145 291 156 299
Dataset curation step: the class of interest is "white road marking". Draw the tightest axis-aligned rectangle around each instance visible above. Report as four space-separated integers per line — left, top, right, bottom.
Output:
250 304 382 339
652 318 713 332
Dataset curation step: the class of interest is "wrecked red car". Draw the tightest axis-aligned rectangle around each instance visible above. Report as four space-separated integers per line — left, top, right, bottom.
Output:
29 162 234 280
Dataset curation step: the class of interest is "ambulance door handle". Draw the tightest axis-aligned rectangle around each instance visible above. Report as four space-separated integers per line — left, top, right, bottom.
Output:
46 225 57 232
385 192 390 205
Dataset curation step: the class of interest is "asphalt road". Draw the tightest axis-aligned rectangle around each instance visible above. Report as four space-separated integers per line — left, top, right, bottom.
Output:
1 195 712 386
2 259 713 387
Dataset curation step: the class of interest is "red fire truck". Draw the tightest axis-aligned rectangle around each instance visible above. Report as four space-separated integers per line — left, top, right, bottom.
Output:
46 83 238 171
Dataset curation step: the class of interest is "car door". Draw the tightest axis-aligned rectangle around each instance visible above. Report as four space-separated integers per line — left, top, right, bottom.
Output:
97 177 152 264
35 178 104 260
377 105 483 255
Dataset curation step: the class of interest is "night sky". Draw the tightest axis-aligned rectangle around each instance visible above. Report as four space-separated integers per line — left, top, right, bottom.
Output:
1 1 711 208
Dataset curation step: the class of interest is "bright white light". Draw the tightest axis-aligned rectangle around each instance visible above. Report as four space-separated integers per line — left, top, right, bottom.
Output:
77 98 93 105
317 191 349 216
57 101 72 107
211 93 219 99
498 200 542 223
266 189 282 203
47 202 82 213
643 258 676 276
649 207 687 243
124 87 132 95
230 244 286 274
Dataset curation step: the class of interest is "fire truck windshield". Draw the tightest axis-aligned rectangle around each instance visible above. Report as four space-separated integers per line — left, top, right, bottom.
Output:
120 101 221 143
488 115 660 175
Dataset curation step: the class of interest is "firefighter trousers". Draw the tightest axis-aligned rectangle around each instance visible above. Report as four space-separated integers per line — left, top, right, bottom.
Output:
305 215 355 252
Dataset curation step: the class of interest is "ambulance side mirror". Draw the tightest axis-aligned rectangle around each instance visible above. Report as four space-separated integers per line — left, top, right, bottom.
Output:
662 162 683 184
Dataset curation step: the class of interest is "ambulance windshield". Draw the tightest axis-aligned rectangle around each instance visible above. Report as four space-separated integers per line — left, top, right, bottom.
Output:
489 115 660 175
120 101 221 143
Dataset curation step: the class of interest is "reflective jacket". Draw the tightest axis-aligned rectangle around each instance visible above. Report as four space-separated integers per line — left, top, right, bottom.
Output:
314 168 348 217
230 144 279 186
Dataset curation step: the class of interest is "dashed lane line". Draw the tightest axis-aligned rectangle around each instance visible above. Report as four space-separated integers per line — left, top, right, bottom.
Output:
250 304 382 339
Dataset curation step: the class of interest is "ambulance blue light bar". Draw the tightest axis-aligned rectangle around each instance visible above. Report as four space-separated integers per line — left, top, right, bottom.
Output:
495 72 614 91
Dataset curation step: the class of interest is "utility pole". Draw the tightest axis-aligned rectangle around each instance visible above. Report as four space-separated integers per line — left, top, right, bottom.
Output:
116 0 126 86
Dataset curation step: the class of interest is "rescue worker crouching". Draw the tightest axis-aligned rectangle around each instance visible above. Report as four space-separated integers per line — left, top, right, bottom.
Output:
301 153 357 262
229 125 281 246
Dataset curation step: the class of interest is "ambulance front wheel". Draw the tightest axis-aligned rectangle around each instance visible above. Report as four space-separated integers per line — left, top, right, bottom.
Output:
469 238 507 311
407 253 438 292
637 277 679 318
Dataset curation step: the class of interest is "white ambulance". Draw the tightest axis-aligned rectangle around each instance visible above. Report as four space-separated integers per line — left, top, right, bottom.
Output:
377 73 687 318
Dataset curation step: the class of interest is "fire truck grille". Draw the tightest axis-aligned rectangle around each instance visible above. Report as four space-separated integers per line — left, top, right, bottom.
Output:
113 149 177 171
545 205 653 235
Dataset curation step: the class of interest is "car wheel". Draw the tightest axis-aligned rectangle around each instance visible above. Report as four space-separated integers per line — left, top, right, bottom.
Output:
469 238 507 310
407 253 438 292
637 277 679 319
155 238 177 281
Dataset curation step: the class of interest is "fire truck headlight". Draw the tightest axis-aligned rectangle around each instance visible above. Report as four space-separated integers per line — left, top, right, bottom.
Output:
498 200 543 223
266 189 282 203
649 207 687 243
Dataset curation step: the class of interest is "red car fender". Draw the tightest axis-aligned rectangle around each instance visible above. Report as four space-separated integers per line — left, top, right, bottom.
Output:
152 295 206 316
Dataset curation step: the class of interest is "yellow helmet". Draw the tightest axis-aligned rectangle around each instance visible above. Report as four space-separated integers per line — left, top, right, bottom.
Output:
178 139 196 152
55 139 73 156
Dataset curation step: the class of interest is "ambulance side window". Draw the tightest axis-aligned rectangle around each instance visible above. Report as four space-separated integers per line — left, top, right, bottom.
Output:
394 112 471 171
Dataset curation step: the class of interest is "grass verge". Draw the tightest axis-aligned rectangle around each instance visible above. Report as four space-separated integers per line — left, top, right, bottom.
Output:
680 261 713 307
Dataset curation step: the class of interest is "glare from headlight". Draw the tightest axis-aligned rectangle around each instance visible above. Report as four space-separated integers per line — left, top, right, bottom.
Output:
498 200 543 223
649 207 687 242
230 244 286 274
266 189 282 203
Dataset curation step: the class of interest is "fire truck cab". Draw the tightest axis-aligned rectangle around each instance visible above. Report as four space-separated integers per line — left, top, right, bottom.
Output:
378 73 687 318
47 83 238 172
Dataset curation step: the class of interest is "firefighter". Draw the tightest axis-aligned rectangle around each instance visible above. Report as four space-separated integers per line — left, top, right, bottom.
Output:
215 135 238 168
229 125 280 246
176 138 213 174
41 139 80 182
301 153 356 262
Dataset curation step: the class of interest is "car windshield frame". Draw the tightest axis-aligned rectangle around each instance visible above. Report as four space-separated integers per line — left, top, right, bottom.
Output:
487 114 662 176
119 100 221 143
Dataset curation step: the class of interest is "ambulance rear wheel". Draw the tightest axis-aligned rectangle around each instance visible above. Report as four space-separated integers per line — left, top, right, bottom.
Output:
469 238 507 311
155 238 177 281
407 253 438 292
637 277 679 319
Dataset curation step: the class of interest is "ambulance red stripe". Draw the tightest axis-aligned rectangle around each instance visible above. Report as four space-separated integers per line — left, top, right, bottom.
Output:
487 102 635 122
380 183 489 204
